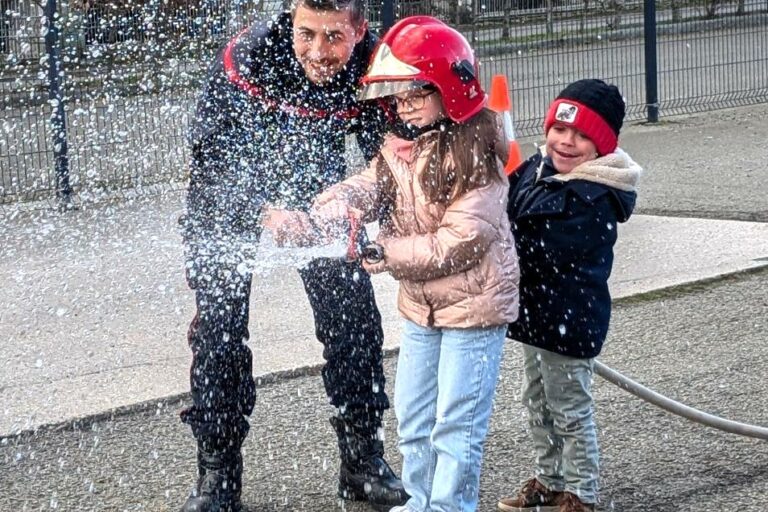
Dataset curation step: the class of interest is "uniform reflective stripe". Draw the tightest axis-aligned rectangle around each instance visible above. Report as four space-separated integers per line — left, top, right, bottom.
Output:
223 32 361 121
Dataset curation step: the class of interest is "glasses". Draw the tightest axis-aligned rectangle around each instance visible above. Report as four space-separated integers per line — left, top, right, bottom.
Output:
392 90 435 111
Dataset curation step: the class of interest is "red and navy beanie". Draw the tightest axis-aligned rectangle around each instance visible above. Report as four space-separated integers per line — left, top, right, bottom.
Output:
544 79 625 156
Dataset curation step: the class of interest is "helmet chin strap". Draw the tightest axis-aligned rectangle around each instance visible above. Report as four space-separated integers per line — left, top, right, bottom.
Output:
391 118 453 141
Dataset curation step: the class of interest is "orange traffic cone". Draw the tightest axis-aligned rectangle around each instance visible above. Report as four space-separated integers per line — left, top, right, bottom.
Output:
488 74 523 175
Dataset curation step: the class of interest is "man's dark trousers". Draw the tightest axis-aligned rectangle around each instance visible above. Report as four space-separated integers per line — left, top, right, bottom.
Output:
181 256 389 449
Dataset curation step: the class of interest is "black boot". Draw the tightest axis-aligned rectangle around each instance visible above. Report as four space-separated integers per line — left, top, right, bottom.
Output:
330 416 409 510
181 446 243 512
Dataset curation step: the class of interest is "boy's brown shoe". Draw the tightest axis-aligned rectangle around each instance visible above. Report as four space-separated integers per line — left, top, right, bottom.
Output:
558 492 596 512
497 478 564 511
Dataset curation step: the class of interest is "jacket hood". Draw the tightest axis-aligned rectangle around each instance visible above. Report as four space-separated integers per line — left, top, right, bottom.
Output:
542 147 641 222
549 147 641 192
384 128 445 165
386 134 416 164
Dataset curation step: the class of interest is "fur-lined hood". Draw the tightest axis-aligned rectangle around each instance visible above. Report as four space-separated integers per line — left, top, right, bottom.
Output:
545 147 642 192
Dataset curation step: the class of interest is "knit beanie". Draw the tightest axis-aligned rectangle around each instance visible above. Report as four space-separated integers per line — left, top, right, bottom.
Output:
544 79 626 156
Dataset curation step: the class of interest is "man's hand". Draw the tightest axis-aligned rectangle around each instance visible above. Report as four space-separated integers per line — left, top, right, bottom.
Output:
261 208 319 247
310 200 364 243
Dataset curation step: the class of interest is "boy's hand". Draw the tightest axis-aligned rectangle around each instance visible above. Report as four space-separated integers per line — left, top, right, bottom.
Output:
261 208 318 247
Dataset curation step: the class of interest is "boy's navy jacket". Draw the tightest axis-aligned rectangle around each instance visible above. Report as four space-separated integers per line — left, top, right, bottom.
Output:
181 12 386 282
506 149 641 358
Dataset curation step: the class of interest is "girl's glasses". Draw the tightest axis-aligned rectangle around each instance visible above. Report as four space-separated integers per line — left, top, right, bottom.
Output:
392 90 435 111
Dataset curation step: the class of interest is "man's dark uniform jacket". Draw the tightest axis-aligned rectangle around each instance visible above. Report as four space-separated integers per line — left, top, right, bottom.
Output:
183 12 386 285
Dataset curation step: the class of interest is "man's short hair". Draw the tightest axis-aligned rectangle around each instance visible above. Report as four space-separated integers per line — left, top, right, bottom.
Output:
291 0 367 26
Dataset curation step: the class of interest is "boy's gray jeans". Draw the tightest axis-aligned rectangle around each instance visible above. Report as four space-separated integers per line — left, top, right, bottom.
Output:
522 345 599 504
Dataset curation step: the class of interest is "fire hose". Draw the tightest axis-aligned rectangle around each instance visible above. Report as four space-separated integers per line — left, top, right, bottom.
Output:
348 220 768 441
594 360 768 440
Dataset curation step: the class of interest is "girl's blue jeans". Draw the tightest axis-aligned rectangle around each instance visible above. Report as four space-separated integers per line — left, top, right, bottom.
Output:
522 344 599 504
394 320 506 512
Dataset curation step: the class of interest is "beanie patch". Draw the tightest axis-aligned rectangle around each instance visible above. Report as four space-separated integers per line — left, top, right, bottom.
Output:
554 102 579 124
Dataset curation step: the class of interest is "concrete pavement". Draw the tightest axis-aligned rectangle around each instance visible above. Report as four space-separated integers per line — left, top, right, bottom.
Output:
0 103 767 510
1 206 767 437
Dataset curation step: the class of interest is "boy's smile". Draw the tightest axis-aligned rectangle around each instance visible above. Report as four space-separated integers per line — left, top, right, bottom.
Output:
546 123 598 174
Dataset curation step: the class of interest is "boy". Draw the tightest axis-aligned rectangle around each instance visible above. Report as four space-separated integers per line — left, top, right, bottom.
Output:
498 79 642 512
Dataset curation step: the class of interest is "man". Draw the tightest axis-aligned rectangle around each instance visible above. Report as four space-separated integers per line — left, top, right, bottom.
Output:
179 1 407 511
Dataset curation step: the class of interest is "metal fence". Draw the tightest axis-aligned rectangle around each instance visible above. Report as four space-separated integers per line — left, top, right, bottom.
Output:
1 0 767 204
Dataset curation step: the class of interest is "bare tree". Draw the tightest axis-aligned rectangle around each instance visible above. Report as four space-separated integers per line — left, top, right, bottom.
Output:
0 0 15 53
607 0 623 30
703 0 721 18
448 0 459 24
670 0 681 23
502 0 511 39
469 0 477 43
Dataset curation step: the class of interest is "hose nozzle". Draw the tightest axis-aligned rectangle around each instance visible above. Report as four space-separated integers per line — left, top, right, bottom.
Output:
360 243 384 264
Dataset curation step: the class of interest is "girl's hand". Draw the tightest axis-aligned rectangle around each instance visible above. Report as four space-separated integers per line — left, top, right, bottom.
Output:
361 242 387 275
310 200 348 243
311 199 350 224
362 257 387 275
311 201 365 244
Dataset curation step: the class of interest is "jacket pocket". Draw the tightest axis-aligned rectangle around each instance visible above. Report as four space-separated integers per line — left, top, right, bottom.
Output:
464 265 486 296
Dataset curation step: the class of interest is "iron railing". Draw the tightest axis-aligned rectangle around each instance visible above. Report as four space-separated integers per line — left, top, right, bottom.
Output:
1 0 767 203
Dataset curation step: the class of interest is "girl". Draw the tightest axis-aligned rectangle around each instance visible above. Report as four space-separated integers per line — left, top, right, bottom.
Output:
309 16 520 512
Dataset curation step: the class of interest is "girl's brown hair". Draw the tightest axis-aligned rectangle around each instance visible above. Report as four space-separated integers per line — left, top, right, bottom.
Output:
420 107 502 204
375 106 502 220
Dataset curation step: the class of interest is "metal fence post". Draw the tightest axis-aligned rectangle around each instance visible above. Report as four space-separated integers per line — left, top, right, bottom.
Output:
381 0 395 33
44 0 73 206
643 0 659 123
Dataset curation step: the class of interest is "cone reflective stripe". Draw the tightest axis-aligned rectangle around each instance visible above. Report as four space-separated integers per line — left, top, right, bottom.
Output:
500 111 523 175
488 74 523 175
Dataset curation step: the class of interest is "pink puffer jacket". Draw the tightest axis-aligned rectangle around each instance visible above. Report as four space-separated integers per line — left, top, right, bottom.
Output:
314 132 519 329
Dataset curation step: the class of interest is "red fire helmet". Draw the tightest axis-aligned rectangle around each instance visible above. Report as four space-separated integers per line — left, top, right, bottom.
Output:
359 16 486 123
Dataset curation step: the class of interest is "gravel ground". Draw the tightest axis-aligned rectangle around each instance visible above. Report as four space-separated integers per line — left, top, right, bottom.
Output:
2 267 766 512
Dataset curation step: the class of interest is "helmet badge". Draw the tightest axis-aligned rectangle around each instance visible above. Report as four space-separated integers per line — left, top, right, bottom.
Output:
368 44 420 77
